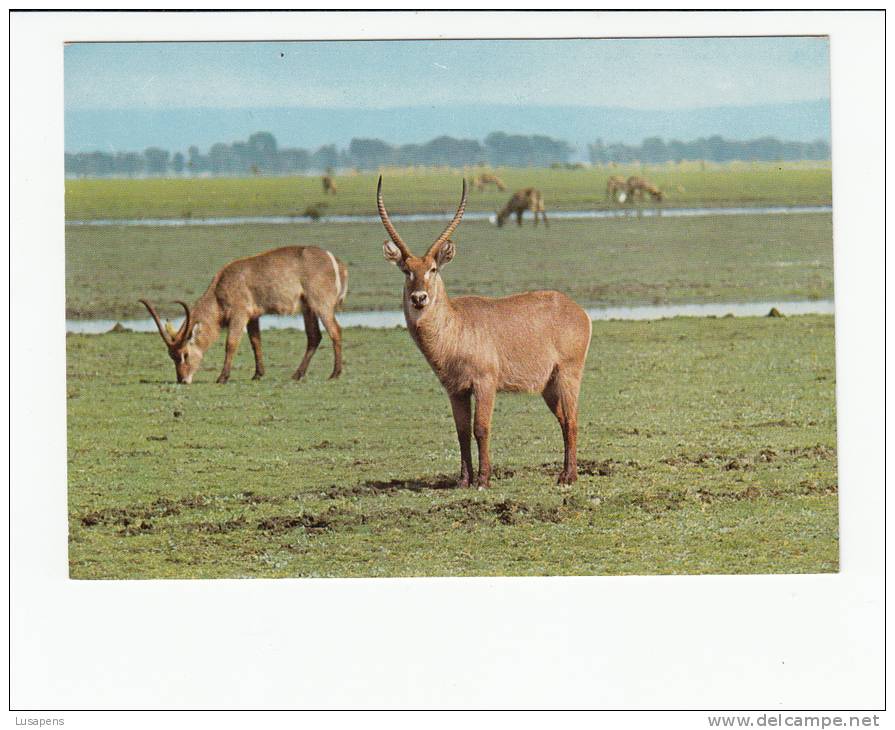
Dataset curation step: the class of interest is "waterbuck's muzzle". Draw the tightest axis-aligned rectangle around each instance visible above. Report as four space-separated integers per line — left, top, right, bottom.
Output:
410 291 429 309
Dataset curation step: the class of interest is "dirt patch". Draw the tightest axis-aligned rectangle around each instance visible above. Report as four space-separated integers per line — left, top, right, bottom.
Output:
80 507 131 527
696 486 761 504
78 493 212 527
787 444 836 460
185 517 247 534
257 514 331 533
752 419 800 428
428 494 591 527
237 491 287 505
324 474 458 499
697 480 836 504
723 458 754 471
632 490 689 513
117 520 153 537
540 458 642 477
662 445 835 471
661 453 717 467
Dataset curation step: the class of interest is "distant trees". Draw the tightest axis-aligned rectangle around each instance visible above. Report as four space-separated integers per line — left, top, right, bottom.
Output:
63 130 832 178
588 135 831 165
484 132 572 167
143 147 170 175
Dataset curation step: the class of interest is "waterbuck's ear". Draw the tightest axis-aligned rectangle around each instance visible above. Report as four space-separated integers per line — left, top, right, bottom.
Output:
188 322 201 344
383 240 404 266
164 320 178 339
436 239 456 267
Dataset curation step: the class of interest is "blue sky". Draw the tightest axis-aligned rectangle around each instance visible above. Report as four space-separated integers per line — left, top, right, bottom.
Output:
65 37 830 111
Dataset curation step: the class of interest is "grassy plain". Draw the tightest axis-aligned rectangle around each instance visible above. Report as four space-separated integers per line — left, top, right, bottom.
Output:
67 316 837 579
66 214 834 319
65 162 832 221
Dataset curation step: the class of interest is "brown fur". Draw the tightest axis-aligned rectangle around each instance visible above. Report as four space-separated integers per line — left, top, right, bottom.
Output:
606 175 628 200
470 172 507 192
626 176 664 202
322 175 337 195
140 246 347 384
379 177 591 487
496 187 548 227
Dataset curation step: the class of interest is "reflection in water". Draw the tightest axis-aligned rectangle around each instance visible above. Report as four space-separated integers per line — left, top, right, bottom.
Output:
66 205 833 228
67 300 834 335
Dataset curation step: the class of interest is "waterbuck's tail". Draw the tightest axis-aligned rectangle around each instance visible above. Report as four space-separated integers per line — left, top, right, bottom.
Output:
337 260 349 309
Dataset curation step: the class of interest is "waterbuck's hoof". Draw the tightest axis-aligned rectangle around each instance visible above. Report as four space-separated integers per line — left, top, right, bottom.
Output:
328 370 342 380
556 471 578 485
215 374 230 384
252 372 264 381
456 477 471 489
291 371 305 381
474 478 490 490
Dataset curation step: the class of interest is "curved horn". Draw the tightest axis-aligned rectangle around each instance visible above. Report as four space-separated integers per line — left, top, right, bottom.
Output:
173 300 193 343
428 178 468 257
139 298 175 347
376 176 411 259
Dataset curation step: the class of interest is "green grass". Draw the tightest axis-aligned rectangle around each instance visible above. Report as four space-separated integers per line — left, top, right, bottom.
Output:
65 162 832 221
66 214 834 319
67 316 838 579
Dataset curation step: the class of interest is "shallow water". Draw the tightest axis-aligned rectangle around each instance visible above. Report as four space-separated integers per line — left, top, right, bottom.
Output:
66 204 832 228
66 299 834 335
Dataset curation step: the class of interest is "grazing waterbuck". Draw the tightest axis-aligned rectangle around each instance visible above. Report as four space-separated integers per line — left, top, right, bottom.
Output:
378 177 591 487
470 172 507 192
606 175 628 202
626 176 664 202
496 187 549 227
140 246 347 384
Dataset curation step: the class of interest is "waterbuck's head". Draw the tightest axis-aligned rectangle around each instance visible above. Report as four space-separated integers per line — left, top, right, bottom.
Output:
139 299 204 383
378 176 467 314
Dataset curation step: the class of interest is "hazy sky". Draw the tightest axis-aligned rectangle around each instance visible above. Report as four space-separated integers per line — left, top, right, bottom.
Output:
65 37 830 111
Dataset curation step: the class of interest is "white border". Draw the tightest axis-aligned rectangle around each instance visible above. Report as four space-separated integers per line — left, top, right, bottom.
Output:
9 10 886 715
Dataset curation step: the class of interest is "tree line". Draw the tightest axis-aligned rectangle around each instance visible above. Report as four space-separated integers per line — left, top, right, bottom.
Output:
64 130 830 177
588 135 830 165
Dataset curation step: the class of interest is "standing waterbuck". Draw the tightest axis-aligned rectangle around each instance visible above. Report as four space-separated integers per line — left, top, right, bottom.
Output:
495 187 548 227
378 177 592 487
140 246 347 384
322 174 338 195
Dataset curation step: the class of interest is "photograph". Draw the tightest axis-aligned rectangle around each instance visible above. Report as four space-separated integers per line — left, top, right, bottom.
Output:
63 35 838 580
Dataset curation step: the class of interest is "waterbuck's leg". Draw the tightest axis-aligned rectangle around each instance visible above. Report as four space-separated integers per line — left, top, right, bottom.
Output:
318 310 343 380
516 210 523 226
541 208 549 228
542 369 580 484
292 307 321 381
473 383 496 488
449 391 473 488
533 206 539 227
247 317 265 380
217 315 248 384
